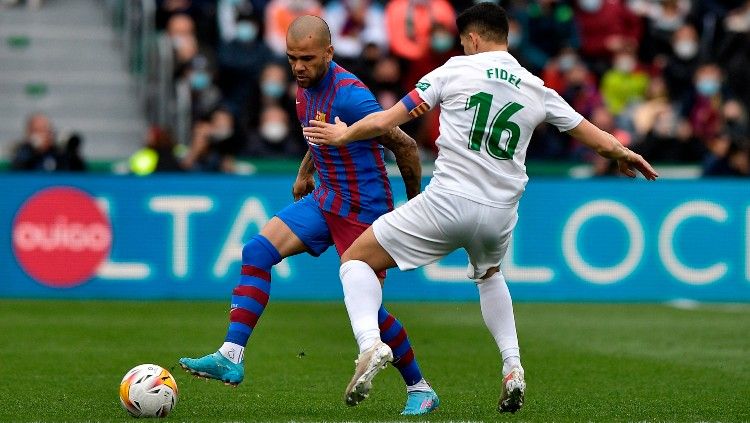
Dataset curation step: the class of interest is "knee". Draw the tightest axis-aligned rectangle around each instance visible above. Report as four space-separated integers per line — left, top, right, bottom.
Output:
242 235 282 266
481 266 500 280
241 238 258 263
340 249 354 264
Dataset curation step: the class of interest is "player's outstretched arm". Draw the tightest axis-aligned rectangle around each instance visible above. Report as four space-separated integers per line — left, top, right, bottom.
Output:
292 148 316 200
304 102 414 147
567 119 659 180
378 127 422 200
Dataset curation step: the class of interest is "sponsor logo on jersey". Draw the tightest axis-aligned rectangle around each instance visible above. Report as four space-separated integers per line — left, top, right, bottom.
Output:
12 187 112 287
415 81 431 92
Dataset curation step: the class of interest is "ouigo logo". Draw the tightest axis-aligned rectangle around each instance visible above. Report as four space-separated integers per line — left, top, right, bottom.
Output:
12 187 112 287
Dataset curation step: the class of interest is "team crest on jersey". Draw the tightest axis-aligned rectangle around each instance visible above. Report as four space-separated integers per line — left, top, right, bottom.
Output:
415 81 431 92
314 111 327 122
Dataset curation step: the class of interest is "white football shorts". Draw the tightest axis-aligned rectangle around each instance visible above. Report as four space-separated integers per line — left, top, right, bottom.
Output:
372 187 519 280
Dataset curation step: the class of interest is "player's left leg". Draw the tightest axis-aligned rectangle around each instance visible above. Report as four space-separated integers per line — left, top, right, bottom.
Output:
467 203 524 413
477 268 524 413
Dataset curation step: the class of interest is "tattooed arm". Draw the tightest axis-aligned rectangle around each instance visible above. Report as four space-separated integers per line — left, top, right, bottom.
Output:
378 127 422 200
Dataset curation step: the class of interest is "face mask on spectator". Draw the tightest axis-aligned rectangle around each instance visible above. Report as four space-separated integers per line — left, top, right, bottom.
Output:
431 32 454 53
474 0 499 4
236 21 258 43
171 35 189 50
261 122 289 143
30 133 46 149
191 71 211 90
507 31 521 49
345 0 365 10
212 126 234 141
558 54 577 72
262 81 285 99
696 78 720 97
578 0 603 12
673 40 697 60
614 56 636 73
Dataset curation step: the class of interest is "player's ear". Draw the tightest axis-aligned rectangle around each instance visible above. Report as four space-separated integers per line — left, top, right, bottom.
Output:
325 44 334 63
470 32 480 52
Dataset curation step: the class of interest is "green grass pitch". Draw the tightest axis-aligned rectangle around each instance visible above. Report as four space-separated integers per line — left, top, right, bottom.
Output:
1 299 748 422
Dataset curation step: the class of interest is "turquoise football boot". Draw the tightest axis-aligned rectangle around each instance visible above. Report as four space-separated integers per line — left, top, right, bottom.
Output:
179 352 244 386
401 387 440 415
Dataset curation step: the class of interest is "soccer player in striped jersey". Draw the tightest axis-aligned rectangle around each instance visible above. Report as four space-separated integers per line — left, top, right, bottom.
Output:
179 15 439 416
303 2 658 414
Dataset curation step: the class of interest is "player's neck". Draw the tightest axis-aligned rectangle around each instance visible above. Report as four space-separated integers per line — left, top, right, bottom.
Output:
475 42 508 54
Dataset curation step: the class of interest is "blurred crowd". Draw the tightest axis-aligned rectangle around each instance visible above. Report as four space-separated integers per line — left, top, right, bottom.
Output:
7 0 750 177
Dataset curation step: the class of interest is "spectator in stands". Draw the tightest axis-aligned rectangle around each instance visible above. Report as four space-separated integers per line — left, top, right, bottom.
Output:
129 127 185 175
384 0 456 85
157 0 219 46
246 62 296 130
561 61 604 119
186 55 224 123
574 0 642 76
629 0 691 60
631 106 705 163
216 8 274 120
600 49 650 116
58 132 86 172
505 16 546 73
718 2 750 111
722 99 749 141
167 13 206 80
10 113 61 171
370 55 403 109
703 131 750 176
264 0 322 57
217 0 267 44
516 0 580 68
542 48 583 94
245 105 306 158
662 24 701 111
384 0 455 62
183 106 243 172
688 63 726 144
324 0 388 70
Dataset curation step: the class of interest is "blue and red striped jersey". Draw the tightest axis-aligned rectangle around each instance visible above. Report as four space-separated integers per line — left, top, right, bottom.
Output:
296 61 393 224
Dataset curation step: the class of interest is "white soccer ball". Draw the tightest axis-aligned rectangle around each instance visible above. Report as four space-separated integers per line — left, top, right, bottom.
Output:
119 364 178 418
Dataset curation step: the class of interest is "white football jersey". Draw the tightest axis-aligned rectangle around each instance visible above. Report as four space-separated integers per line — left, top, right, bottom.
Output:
412 50 583 207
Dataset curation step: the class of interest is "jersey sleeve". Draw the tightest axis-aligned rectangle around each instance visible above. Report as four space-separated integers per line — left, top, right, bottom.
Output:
337 85 383 125
543 87 584 132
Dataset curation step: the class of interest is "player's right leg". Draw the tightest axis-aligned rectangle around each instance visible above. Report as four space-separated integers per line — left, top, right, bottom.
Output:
180 196 330 385
376 306 439 415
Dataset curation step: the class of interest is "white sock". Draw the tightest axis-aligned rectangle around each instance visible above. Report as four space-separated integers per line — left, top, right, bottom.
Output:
219 342 244 364
340 260 382 353
478 272 521 374
406 378 432 393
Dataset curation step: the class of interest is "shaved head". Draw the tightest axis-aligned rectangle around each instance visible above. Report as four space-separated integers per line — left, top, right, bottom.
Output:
287 15 331 48
286 15 334 88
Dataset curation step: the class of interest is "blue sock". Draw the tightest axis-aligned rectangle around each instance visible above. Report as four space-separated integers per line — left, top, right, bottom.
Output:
378 306 424 386
225 235 281 346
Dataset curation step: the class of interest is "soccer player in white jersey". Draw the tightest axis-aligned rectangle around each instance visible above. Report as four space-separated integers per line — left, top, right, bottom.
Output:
303 2 659 414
